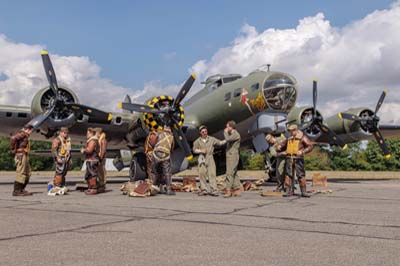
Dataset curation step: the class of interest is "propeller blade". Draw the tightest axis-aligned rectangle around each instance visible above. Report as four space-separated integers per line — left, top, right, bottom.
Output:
171 126 193 160
65 103 113 123
118 102 161 114
41 50 59 97
374 89 387 115
170 118 192 160
25 105 55 129
173 74 196 108
372 129 391 158
312 80 317 119
319 124 347 149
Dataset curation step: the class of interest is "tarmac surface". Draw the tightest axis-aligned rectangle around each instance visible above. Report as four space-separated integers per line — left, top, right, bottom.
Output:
1 174 400 266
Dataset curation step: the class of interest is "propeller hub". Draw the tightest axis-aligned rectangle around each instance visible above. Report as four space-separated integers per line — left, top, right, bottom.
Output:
143 96 185 131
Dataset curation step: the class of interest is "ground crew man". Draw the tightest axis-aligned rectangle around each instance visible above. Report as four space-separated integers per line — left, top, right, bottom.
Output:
278 124 313 197
81 128 100 195
95 128 107 193
223 120 241 198
193 125 226 196
152 126 175 195
10 125 34 196
144 129 161 185
266 133 286 191
49 127 71 195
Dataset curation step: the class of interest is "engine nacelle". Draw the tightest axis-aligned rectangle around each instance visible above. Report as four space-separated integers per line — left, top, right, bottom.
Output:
31 86 79 128
287 106 324 139
324 107 374 136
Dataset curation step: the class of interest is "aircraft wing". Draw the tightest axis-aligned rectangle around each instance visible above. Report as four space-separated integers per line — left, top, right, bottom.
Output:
379 124 400 138
0 105 32 137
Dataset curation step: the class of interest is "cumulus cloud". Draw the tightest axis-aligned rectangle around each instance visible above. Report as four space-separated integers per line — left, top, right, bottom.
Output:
0 34 192 113
189 5 400 124
0 34 135 111
1 3 400 127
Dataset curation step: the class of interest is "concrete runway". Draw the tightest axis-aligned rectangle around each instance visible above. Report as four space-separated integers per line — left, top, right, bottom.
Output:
1 174 400 266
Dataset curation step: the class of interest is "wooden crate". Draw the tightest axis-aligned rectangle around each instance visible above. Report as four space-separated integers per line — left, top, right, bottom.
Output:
312 173 328 187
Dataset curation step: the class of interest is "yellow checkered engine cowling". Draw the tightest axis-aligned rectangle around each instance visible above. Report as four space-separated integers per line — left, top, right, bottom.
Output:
143 95 185 131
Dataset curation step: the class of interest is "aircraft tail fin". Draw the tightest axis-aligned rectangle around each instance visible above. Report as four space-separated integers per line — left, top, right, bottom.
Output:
123 95 132 114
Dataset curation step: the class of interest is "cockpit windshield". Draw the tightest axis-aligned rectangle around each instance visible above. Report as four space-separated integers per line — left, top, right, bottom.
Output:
263 74 297 111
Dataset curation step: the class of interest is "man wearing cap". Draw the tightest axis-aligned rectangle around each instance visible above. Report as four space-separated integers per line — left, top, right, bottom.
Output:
278 124 313 197
81 128 100 195
266 133 287 191
223 120 241 197
10 125 34 196
95 128 107 193
49 127 71 195
152 126 175 195
193 125 226 196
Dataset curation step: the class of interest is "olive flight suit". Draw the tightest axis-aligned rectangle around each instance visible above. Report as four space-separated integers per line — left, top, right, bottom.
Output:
193 136 226 194
224 130 241 192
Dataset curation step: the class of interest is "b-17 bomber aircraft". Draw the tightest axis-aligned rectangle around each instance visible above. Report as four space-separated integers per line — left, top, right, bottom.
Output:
0 51 398 181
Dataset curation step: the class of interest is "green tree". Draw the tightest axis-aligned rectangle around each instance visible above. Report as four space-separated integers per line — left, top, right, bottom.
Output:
304 146 331 170
247 153 265 170
0 137 15 170
0 136 84 171
364 139 400 170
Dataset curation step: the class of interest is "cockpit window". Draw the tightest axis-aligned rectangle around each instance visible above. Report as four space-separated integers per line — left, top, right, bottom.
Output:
251 83 259 91
263 78 294 89
222 76 241 84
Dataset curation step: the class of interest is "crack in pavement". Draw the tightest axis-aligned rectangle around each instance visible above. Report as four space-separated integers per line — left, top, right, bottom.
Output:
321 195 400 202
1 198 400 242
0 218 139 242
157 216 400 242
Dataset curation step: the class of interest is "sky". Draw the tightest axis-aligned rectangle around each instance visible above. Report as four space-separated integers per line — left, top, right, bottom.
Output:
0 0 399 123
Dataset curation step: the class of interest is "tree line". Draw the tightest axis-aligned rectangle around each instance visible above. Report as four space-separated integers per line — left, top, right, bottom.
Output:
0 136 398 171
241 139 400 171
0 137 82 171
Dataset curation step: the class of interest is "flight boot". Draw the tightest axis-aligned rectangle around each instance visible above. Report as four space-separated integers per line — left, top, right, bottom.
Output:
21 179 33 196
166 187 176 196
223 189 232 198
209 190 219 197
84 178 98 195
232 189 241 197
165 176 175 196
282 176 293 197
299 179 311 198
12 182 24 196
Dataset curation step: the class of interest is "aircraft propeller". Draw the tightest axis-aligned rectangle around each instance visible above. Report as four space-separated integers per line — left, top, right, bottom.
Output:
119 74 196 160
302 80 347 149
338 90 391 158
26 51 112 129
